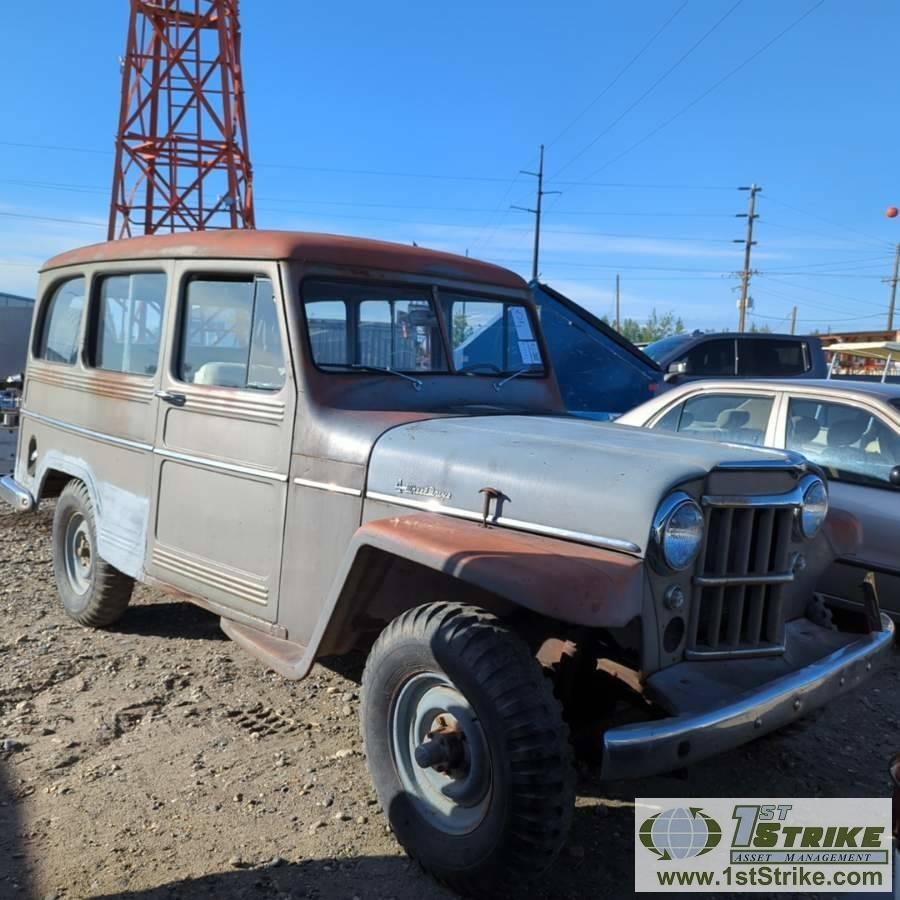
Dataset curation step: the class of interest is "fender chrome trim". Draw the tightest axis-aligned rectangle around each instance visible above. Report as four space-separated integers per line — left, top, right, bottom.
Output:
293 477 362 497
365 489 642 555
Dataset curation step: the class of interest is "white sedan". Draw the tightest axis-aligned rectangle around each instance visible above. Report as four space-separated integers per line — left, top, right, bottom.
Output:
617 378 900 619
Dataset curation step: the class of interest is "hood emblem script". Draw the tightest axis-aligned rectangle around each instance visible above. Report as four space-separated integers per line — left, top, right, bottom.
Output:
395 479 452 502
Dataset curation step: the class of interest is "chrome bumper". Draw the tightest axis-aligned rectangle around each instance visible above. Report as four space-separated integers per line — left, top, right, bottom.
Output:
601 613 895 780
0 475 34 512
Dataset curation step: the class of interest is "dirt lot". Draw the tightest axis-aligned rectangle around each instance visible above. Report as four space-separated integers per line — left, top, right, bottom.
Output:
0 503 896 900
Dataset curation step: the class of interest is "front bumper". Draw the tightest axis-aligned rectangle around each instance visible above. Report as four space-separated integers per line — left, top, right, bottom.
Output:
601 613 895 780
0 475 35 512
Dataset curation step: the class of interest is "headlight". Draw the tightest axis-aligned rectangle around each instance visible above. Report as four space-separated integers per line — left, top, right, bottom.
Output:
797 476 828 539
652 493 705 572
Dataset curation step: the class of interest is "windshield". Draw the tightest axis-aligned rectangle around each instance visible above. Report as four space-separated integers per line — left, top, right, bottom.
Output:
302 280 545 377
644 334 690 363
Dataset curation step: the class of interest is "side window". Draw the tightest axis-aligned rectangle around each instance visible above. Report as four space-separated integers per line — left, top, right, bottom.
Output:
91 273 166 376
653 402 685 432
666 393 773 446
37 277 85 365
680 339 735 376
787 397 900 488
178 276 285 391
738 338 808 376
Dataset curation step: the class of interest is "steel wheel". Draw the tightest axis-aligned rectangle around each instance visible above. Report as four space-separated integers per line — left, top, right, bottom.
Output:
63 511 93 595
390 671 492 836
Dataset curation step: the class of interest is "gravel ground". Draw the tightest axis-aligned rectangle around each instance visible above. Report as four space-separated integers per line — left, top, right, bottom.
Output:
0 503 896 900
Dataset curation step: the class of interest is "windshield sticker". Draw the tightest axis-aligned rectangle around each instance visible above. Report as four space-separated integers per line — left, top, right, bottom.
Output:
509 306 533 340
518 340 542 365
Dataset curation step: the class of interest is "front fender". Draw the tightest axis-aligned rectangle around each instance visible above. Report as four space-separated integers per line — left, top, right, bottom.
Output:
292 512 646 679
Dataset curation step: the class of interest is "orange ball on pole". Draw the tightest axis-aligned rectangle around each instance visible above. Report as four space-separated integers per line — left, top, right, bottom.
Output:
887 207 899 218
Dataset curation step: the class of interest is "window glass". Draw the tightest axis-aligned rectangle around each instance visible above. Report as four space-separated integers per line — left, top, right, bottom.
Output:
787 397 900 488
179 277 284 390
656 393 773 446
644 334 690 364
93 273 166 376
447 296 543 373
37 277 85 365
738 338 808 376
680 338 735 376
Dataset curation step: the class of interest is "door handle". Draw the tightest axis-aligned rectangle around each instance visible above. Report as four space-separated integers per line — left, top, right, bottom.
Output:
155 390 187 407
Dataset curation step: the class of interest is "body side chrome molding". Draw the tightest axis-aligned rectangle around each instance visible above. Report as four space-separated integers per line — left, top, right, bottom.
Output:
153 448 288 482
21 409 153 453
364 490 642 555
293 477 362 497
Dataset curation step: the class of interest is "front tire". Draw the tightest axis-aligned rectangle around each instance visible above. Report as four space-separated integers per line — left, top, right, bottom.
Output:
52 480 134 627
361 603 575 897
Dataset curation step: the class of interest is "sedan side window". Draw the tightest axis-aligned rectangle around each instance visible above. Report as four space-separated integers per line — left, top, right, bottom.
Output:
787 397 900 488
654 393 773 446
178 277 285 391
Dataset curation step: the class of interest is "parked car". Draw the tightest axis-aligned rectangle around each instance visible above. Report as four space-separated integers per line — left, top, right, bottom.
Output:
618 378 900 619
0 232 893 895
644 331 828 385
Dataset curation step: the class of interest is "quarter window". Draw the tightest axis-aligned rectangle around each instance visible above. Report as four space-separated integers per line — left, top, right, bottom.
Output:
92 273 166 376
37 277 85 365
654 393 774 446
786 397 900 488
178 277 285 391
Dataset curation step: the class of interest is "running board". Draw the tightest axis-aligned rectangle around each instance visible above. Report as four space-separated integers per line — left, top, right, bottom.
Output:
220 618 309 680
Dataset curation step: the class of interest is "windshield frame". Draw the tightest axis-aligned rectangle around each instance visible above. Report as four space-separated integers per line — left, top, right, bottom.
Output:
299 276 548 380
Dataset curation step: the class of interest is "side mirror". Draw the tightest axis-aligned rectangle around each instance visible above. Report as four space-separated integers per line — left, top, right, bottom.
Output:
890 465 900 487
663 360 688 384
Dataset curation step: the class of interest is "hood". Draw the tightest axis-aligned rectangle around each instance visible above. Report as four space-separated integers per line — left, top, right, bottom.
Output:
366 414 798 556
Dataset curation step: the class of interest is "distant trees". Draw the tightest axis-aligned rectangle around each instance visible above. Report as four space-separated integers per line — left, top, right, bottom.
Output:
604 308 686 344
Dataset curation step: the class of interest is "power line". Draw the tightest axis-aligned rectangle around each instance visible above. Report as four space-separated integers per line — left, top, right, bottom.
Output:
547 1 689 148
577 1 826 181
551 1 743 179
764 196 894 249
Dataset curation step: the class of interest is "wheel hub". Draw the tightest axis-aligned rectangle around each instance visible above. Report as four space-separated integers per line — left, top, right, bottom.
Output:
63 513 93 596
390 673 493 835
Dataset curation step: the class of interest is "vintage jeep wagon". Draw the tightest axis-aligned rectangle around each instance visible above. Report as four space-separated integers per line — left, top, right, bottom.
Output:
0 231 893 894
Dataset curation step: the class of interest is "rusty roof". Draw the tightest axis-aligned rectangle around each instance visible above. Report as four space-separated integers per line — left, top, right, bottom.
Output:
42 230 526 289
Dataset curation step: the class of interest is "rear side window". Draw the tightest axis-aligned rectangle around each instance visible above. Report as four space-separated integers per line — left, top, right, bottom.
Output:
654 393 774 446
178 276 285 391
681 338 735 376
738 338 808 376
92 273 166 376
37 277 85 365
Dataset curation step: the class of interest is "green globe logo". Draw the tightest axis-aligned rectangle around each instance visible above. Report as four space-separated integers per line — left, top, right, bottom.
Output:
639 807 722 860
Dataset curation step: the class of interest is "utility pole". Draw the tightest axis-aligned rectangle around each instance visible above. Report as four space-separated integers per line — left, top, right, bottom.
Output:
615 273 621 331
790 306 797 335
884 242 900 332
734 184 761 333
512 145 561 282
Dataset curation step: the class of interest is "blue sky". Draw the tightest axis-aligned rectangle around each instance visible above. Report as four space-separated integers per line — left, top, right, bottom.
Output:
1 1 898 333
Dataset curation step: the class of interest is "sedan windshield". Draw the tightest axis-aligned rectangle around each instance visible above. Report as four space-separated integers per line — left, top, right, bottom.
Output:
643 334 690 363
302 280 545 377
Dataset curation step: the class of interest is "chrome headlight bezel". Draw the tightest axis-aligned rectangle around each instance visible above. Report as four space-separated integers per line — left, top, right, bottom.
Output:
796 475 828 539
651 492 705 573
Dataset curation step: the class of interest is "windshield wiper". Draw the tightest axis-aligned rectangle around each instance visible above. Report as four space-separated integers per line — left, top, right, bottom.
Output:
493 365 541 392
349 364 423 391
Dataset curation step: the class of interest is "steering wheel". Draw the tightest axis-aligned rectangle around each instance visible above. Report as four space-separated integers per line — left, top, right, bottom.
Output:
458 362 503 374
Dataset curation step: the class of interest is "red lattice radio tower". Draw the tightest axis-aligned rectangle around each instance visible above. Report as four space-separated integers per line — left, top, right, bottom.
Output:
108 0 255 240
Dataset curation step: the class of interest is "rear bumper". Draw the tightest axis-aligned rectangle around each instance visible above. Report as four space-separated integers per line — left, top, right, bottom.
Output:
0 475 34 512
601 613 895 780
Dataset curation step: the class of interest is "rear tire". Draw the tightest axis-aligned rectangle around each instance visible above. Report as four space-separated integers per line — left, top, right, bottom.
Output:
360 602 575 897
52 480 134 627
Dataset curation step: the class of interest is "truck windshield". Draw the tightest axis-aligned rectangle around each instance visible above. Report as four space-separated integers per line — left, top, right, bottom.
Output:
302 280 545 377
644 334 690 363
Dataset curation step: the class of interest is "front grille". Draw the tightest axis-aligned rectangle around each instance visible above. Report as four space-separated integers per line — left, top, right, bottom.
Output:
687 505 796 658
